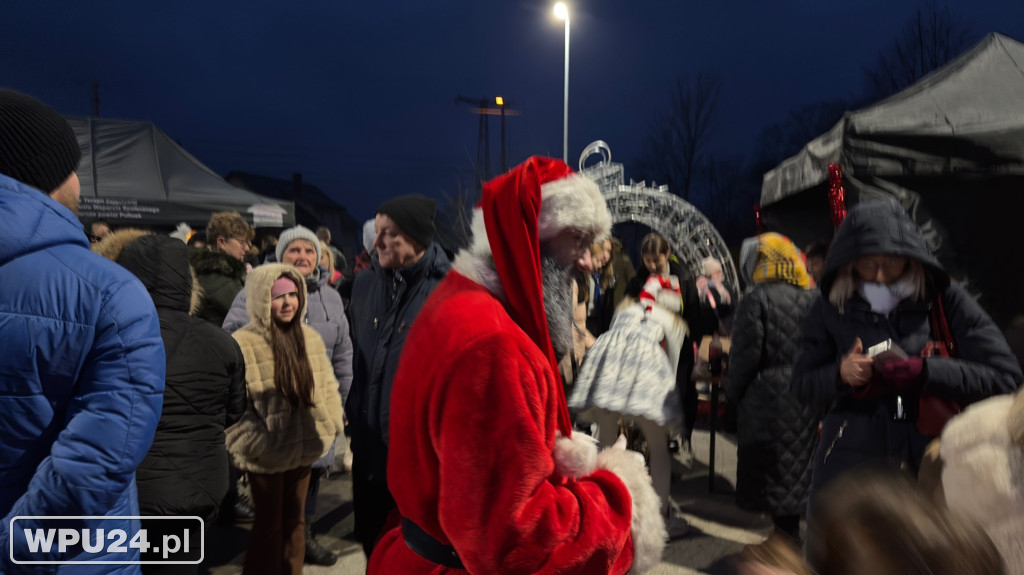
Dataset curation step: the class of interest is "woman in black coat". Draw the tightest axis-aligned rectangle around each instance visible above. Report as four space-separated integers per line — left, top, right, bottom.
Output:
792 199 1022 499
725 233 817 542
98 231 246 573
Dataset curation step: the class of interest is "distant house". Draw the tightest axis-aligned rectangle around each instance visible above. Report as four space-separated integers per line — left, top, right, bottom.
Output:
226 172 362 263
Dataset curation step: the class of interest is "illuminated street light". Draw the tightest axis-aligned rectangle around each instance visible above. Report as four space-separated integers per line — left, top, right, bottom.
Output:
554 2 570 163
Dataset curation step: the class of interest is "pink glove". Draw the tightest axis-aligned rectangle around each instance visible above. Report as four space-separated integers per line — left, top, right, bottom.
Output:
876 357 925 391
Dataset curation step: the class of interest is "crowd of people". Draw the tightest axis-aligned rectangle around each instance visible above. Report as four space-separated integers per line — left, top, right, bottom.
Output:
3 88 1024 575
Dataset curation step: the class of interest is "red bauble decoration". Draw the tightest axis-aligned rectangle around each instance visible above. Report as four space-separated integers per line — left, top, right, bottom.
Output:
827 162 847 228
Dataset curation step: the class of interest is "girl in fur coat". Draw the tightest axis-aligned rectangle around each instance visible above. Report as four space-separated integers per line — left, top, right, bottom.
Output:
570 273 688 538
225 263 346 575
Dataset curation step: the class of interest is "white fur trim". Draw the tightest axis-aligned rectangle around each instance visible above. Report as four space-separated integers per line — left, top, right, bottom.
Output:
451 208 506 301
538 174 612 242
362 219 376 252
553 432 598 479
941 395 1024 574
1010 389 1024 446
595 447 666 574
700 257 722 276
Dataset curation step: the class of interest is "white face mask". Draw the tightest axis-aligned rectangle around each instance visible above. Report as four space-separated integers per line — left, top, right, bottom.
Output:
858 280 916 315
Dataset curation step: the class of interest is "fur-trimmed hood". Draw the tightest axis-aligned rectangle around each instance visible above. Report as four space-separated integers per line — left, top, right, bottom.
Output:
242 263 308 336
941 389 1024 573
94 228 202 315
190 247 248 281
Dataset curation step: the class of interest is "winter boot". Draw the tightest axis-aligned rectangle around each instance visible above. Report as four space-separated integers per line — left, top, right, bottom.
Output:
304 524 338 566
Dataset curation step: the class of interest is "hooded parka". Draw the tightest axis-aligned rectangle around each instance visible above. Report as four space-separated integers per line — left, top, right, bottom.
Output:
191 247 247 327
102 232 247 521
792 199 1022 493
225 264 346 475
223 265 353 404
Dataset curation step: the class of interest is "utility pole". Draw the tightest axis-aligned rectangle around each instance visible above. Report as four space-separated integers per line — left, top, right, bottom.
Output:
456 96 491 187
457 96 521 183
496 96 508 173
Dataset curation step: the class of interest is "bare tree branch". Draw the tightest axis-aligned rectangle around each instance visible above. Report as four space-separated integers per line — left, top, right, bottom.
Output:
634 72 722 201
861 0 971 101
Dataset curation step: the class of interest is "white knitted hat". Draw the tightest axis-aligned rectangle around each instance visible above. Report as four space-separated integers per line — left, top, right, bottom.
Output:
276 225 321 265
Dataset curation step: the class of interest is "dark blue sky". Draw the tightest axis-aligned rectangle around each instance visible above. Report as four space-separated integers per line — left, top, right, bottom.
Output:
5 1 1024 220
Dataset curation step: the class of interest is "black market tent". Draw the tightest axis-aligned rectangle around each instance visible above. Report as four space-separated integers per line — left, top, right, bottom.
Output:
70 116 295 228
760 32 1024 326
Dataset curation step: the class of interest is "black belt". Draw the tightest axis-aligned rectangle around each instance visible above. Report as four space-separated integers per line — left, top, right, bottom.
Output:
401 517 465 570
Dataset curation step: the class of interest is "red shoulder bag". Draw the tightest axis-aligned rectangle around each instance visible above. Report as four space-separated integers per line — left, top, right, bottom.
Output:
917 295 963 436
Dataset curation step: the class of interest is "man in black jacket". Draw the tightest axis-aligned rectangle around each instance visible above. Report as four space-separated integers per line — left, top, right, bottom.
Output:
346 195 451 556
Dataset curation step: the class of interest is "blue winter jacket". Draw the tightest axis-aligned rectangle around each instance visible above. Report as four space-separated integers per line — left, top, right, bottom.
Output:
0 174 166 572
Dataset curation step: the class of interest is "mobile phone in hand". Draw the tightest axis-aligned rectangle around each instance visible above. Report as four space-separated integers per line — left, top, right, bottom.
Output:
867 339 908 365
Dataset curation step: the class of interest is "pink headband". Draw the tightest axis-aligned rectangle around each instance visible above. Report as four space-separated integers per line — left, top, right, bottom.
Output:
271 276 297 299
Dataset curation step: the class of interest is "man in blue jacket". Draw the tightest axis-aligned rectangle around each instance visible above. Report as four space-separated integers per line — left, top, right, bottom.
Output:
346 194 450 557
0 90 166 572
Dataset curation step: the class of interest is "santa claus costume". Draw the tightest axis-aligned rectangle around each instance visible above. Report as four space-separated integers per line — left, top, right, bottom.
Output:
368 157 666 574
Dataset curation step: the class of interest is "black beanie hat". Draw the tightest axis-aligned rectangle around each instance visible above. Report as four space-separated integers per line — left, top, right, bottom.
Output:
376 194 436 248
0 90 81 194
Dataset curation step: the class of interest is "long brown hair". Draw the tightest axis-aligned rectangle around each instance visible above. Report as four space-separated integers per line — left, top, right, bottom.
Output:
270 276 316 408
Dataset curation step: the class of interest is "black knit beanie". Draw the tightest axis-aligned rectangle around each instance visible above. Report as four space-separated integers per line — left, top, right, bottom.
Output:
0 90 81 194
376 194 436 248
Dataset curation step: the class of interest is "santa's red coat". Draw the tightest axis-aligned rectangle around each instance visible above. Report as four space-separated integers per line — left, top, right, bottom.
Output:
368 271 645 574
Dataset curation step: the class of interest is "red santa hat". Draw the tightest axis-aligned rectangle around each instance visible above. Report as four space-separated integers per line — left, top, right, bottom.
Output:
463 156 611 437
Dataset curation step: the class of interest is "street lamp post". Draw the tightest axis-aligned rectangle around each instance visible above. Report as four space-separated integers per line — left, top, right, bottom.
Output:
554 2 569 163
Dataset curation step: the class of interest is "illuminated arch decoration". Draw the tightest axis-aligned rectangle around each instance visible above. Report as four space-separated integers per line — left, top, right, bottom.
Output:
578 141 739 296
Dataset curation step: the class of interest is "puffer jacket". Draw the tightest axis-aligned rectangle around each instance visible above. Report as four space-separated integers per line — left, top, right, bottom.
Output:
345 243 451 447
726 281 818 515
191 248 247 327
226 264 346 474
792 199 1022 493
99 232 247 521
223 265 353 403
0 173 165 571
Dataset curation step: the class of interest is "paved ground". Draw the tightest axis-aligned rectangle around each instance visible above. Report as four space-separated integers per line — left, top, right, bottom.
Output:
202 428 773 574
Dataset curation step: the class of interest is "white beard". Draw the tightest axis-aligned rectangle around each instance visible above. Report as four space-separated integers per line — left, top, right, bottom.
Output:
541 256 574 359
